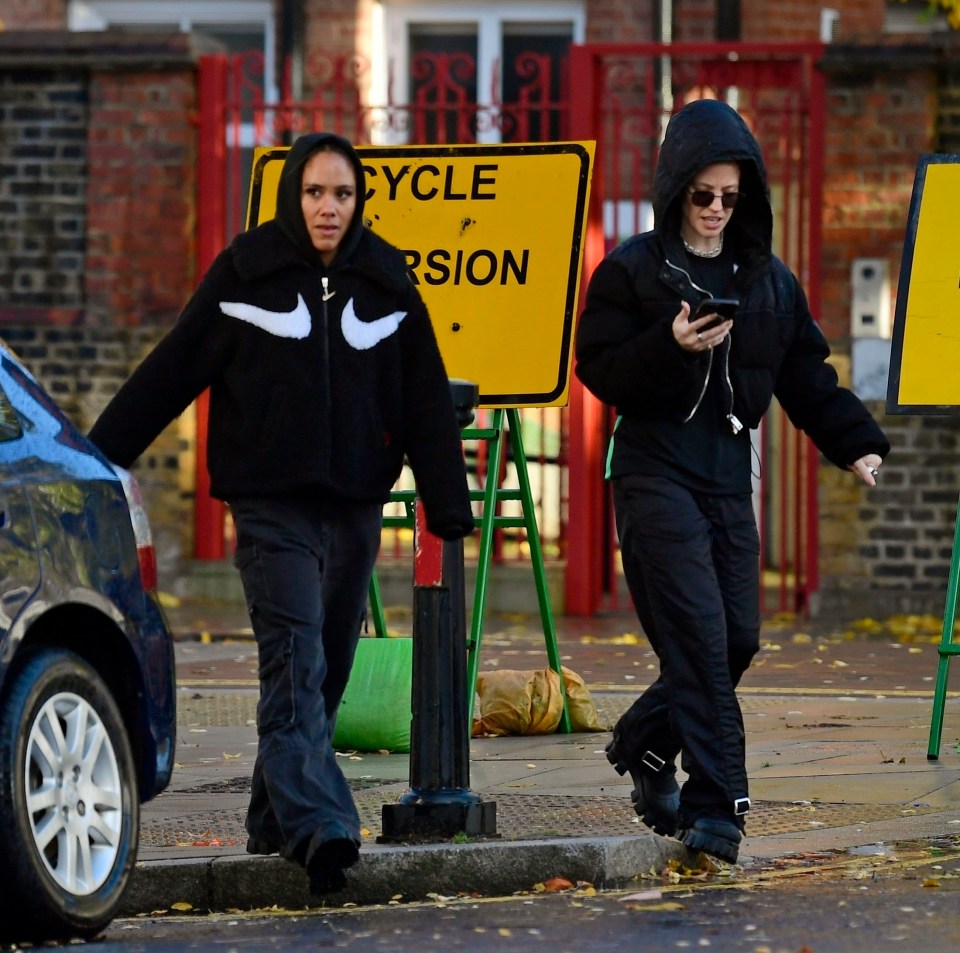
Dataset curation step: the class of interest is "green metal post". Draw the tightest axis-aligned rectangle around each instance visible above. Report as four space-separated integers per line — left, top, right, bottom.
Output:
928 493 960 759
368 572 388 638
507 408 571 733
466 409 506 723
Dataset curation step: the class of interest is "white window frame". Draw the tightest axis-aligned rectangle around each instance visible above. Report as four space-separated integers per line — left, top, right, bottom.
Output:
68 1 278 105
374 0 585 144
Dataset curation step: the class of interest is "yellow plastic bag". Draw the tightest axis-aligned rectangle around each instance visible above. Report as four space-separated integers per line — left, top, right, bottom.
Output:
473 666 602 736
561 667 604 732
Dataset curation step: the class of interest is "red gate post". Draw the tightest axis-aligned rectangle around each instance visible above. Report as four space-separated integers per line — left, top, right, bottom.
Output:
565 45 607 616
194 55 228 560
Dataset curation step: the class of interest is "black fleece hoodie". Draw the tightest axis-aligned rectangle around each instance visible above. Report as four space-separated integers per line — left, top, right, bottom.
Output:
90 133 474 540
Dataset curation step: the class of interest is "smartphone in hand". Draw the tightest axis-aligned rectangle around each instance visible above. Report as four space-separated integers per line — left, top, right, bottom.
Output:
694 297 739 330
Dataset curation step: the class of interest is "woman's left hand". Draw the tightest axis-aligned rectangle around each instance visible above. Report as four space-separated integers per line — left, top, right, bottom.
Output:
850 454 883 486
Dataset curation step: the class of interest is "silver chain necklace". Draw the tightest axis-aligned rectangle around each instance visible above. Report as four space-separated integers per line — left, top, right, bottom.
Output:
683 233 724 258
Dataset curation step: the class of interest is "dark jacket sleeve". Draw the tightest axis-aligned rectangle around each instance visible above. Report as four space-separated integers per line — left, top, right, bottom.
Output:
397 283 474 540
774 276 890 468
88 252 234 468
575 256 701 417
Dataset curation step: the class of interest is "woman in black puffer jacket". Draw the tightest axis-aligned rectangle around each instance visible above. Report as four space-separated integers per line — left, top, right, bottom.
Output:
575 99 889 865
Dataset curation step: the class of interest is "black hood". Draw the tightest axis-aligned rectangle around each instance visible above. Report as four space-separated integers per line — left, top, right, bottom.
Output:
274 132 367 268
653 99 773 278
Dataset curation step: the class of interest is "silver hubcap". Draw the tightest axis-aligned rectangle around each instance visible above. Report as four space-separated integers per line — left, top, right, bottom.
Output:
25 691 123 895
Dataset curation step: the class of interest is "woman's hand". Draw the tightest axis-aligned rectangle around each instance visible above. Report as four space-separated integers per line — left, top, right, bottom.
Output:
673 300 733 353
849 454 883 486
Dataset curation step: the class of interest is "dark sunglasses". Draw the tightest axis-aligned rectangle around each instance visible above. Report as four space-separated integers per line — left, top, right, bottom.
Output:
688 189 743 209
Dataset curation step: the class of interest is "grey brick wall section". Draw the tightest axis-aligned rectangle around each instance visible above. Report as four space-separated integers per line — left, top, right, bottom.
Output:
0 71 88 309
819 403 960 616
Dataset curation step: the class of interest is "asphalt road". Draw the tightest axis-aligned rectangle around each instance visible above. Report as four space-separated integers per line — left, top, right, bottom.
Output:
100 835 960 952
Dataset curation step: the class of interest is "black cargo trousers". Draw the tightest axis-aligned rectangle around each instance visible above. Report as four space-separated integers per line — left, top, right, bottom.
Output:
612 473 760 829
230 494 382 859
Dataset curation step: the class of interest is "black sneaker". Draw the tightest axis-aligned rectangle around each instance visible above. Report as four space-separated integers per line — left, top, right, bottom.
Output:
605 738 680 837
306 837 360 896
677 816 742 864
246 836 282 856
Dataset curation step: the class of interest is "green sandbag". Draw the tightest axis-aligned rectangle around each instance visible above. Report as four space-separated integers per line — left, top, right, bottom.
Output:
332 636 412 753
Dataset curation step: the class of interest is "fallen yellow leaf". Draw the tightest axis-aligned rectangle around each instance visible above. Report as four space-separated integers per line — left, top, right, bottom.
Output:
622 901 684 911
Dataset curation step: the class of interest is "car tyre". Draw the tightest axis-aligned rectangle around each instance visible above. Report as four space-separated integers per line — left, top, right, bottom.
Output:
0 647 139 941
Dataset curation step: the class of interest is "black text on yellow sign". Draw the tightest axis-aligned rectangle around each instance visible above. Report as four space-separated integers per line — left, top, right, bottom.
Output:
887 153 960 414
246 143 595 408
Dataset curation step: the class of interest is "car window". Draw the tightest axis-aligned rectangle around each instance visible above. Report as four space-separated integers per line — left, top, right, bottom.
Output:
0 384 23 442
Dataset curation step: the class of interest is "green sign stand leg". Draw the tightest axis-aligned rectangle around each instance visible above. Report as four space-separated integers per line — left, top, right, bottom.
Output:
368 570 388 639
928 492 960 760
367 409 571 732
464 408 570 733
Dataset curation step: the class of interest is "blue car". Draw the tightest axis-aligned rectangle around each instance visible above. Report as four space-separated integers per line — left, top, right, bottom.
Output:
0 338 176 940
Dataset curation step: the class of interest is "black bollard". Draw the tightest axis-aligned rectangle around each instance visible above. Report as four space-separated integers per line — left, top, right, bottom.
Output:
379 380 497 841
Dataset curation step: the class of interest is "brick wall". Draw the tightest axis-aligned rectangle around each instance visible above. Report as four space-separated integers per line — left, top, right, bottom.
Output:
85 68 197 327
741 0 886 41
673 1 715 42
0 69 87 321
938 64 960 148
302 0 374 93
818 57 937 340
0 0 66 30
586 0 656 42
819 404 960 615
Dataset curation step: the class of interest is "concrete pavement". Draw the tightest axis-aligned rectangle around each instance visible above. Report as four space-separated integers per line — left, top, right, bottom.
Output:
120 599 960 915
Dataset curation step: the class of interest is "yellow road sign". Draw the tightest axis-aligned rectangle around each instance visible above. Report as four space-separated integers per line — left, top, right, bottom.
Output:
246 142 594 407
887 154 960 414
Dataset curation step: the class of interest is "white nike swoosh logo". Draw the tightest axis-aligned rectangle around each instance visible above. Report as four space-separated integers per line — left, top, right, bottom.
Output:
219 294 312 339
340 297 407 350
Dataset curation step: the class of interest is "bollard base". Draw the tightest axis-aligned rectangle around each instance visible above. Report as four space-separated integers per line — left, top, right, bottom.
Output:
378 796 498 843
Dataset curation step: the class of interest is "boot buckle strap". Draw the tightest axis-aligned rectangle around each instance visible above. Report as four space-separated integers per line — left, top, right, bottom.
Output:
734 797 751 816
641 751 667 772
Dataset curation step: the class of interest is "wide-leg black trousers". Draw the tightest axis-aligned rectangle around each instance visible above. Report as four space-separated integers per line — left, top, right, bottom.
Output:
612 473 760 825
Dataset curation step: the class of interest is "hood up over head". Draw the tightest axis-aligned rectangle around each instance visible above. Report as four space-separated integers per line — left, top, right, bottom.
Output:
652 99 773 280
274 132 367 268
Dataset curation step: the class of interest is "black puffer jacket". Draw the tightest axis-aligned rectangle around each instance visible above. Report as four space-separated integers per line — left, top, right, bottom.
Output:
575 100 889 470
90 133 474 539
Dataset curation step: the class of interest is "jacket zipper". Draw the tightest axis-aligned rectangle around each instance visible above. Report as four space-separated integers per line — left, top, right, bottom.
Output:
665 257 743 434
319 275 332 474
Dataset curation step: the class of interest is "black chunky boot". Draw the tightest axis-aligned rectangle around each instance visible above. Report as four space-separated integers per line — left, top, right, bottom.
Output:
605 736 680 837
677 798 749 864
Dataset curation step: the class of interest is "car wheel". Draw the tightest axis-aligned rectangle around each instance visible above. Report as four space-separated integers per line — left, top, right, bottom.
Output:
0 647 139 941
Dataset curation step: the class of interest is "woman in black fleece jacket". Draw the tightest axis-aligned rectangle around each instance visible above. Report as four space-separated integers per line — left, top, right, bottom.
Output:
575 100 889 865
90 133 473 894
